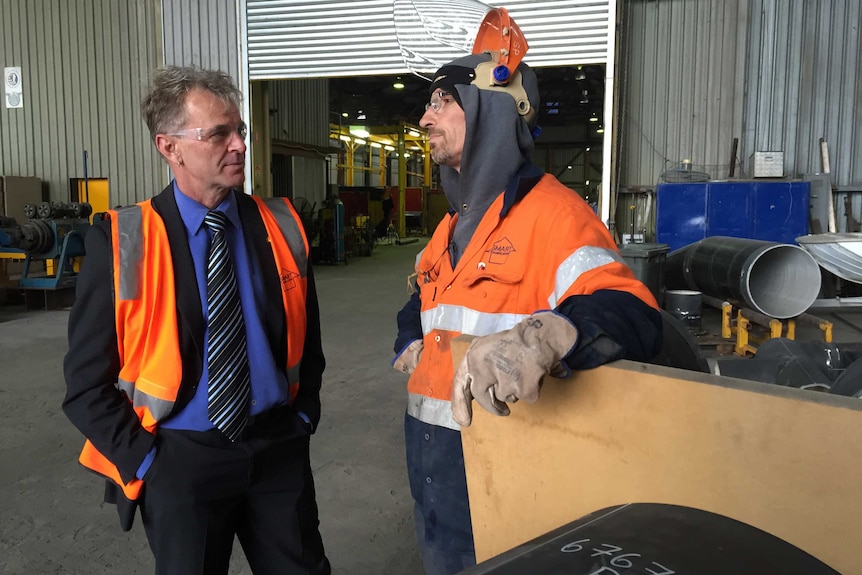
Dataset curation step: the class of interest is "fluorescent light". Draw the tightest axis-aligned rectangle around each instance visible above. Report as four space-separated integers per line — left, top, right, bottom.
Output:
393 81 405 89
349 126 370 138
338 135 351 142
596 127 604 134
407 129 420 137
410 145 421 151
384 145 395 151
589 117 598 123
341 112 348 118
354 138 366 145
370 142 382 148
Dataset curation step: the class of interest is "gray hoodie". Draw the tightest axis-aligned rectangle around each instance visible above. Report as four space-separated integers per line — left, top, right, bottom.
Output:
432 53 540 266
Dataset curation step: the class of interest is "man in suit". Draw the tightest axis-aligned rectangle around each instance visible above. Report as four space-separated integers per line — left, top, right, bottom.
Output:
63 66 331 574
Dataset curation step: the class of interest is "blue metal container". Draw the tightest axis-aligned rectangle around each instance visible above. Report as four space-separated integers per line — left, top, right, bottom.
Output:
656 181 810 251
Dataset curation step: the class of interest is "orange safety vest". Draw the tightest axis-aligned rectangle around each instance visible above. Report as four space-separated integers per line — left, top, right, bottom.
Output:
407 174 657 430
79 196 309 499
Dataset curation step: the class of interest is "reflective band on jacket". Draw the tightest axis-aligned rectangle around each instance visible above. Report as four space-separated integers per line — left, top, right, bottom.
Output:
407 392 459 431
421 305 527 337
548 246 623 309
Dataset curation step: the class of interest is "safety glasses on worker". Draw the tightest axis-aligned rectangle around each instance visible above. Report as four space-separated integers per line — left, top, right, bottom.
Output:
425 90 455 113
167 121 248 144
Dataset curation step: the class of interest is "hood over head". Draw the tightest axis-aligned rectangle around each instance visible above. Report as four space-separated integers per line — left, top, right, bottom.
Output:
428 52 541 265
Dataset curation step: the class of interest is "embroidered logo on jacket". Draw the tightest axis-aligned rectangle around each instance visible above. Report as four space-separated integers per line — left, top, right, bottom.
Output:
486 238 516 265
280 269 299 291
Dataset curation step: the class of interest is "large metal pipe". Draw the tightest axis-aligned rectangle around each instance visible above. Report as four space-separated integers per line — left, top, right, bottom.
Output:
665 236 821 319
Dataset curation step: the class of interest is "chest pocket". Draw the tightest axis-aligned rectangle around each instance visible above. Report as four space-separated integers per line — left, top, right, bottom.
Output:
461 267 524 313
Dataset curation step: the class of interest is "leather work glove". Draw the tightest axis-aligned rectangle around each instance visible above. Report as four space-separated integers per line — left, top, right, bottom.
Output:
393 340 424 374
452 312 578 427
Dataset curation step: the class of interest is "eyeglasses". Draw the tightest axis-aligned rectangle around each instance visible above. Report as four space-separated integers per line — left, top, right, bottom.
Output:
167 121 248 144
424 90 455 114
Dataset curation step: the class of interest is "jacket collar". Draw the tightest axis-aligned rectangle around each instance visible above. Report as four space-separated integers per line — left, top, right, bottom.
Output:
444 161 544 219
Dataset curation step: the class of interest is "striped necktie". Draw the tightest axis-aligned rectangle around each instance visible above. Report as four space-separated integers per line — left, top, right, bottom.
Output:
204 210 250 441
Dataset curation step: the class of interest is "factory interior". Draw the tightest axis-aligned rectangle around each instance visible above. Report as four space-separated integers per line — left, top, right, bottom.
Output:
3 1 862 574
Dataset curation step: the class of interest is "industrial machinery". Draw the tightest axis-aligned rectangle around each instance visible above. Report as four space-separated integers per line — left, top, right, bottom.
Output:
0 201 91 293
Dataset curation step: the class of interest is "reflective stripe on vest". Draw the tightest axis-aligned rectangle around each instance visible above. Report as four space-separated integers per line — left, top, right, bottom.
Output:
261 197 308 278
117 206 143 301
252 196 309 390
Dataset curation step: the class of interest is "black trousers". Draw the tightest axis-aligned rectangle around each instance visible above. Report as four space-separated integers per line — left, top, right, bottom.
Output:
140 412 330 575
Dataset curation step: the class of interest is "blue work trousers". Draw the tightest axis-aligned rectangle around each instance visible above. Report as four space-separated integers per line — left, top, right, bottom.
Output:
405 412 476 575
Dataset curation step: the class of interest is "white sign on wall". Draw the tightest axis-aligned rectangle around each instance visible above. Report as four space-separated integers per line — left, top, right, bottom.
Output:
4 67 23 109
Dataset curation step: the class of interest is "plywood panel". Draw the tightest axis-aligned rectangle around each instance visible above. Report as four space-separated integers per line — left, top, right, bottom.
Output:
453 337 862 574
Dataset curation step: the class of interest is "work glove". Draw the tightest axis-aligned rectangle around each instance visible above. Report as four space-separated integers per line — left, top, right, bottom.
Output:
452 312 578 427
393 339 424 374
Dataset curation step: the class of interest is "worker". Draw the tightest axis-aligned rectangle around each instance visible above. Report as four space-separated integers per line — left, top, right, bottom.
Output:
375 188 395 240
392 52 663 575
62 66 330 574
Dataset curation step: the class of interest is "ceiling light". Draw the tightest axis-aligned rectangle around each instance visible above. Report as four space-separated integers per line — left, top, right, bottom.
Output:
338 135 351 142
407 129 420 137
354 138 366 145
370 142 382 148
384 145 395 151
404 152 411 158
589 116 598 122
410 145 421 151
596 127 604 134
586 147 591 151
341 112 348 118
585 179 590 185
574 66 586 81
567 165 572 170
393 79 405 90
349 126 370 138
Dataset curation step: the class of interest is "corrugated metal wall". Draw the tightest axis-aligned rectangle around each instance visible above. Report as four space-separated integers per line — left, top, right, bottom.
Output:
269 79 330 204
162 0 240 81
619 0 862 188
618 0 746 187
270 79 330 148
0 0 163 207
244 0 611 79
745 0 862 186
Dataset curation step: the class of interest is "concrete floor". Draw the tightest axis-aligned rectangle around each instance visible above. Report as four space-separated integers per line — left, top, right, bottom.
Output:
0 238 428 574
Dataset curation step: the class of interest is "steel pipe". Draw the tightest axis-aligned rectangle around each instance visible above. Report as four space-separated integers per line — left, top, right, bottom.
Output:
665 236 821 319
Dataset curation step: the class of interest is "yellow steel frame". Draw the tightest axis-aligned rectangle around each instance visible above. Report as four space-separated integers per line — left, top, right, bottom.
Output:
330 123 431 237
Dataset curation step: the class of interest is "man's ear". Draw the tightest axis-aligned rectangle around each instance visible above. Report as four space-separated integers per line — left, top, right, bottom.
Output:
155 134 182 166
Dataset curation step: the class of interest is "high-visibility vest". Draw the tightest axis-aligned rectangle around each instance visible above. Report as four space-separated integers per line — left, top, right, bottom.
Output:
78 196 309 499
407 174 657 431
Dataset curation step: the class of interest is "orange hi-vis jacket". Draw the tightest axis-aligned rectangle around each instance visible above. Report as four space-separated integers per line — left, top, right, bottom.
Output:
407 174 658 430
78 196 310 500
